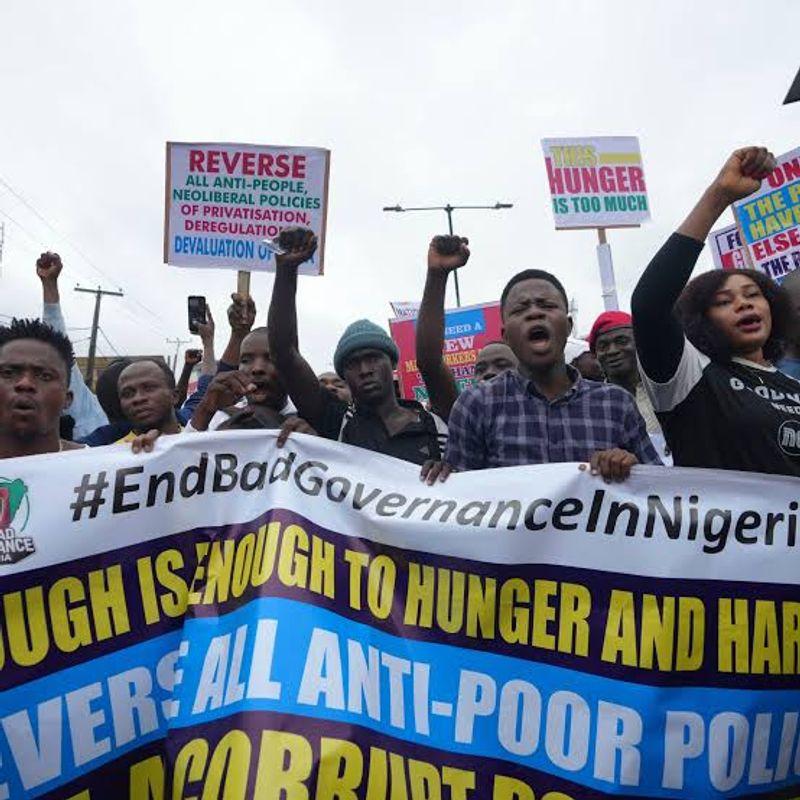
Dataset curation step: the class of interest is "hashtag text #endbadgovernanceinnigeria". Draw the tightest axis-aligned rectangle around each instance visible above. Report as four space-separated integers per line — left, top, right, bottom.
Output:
69 450 800 555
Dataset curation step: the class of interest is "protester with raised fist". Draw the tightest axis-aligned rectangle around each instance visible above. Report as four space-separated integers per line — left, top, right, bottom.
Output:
422 269 660 484
219 292 256 370
268 227 447 464
36 251 107 438
632 146 800 476
416 235 518 420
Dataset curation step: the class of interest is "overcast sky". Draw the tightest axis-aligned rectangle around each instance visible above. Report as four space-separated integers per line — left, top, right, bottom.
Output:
1 0 797 371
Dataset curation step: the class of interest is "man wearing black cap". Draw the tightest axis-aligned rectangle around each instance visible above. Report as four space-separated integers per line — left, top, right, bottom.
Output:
267 228 447 465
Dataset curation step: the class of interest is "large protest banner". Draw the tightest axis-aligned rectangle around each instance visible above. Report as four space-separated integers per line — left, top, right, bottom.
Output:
164 142 330 275
2 433 800 798
733 147 800 283
709 224 748 271
541 137 650 229
389 301 502 401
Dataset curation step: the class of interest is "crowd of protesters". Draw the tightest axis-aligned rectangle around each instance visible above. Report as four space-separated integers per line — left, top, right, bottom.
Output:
3 146 800 485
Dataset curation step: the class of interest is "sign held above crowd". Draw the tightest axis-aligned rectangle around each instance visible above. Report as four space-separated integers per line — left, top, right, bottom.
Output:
389 301 502 401
733 146 800 284
164 142 330 277
542 136 650 229
708 224 747 271
541 136 651 311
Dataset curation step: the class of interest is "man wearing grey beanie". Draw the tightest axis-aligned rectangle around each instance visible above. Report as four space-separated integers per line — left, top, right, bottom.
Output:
268 228 448 465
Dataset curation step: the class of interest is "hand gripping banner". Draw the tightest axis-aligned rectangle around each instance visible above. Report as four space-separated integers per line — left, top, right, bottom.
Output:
1 433 799 798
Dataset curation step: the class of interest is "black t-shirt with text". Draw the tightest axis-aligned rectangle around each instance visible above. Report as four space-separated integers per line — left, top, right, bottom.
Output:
642 339 800 476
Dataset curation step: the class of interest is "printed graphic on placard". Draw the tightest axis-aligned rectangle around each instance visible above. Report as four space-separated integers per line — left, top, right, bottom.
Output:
389 301 502 401
733 147 800 283
164 142 330 274
708 224 747 270
542 136 650 229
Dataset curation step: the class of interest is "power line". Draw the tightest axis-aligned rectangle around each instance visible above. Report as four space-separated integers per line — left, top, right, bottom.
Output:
0 174 123 292
74 285 124 387
166 337 191 373
98 325 120 356
0 175 171 336
0 204 120 292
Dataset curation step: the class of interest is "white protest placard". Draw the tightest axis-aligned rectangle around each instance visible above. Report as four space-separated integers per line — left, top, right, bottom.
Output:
164 142 330 275
708 224 747 270
733 146 800 283
542 136 650 229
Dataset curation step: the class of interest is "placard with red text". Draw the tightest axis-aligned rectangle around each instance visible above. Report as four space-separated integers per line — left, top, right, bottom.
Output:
164 142 330 275
542 136 650 229
708 224 747 271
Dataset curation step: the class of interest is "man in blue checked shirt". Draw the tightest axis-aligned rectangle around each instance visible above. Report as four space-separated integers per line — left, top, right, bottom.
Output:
421 269 661 484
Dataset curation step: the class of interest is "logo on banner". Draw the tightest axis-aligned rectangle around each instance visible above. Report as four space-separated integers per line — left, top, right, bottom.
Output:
0 478 33 564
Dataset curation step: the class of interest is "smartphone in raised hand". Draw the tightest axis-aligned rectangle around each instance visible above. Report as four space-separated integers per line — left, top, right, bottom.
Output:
187 296 207 334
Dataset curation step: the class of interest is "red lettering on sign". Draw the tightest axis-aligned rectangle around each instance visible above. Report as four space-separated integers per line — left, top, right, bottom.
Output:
628 166 645 192
274 154 290 178
206 151 220 173
188 150 205 172
221 151 241 173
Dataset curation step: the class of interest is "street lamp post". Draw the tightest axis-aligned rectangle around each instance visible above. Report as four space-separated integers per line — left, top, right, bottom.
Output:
382 202 513 307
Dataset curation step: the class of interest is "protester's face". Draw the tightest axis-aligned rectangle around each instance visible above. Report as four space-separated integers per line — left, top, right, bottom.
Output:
474 343 518 382
118 361 176 431
502 279 572 370
594 326 637 383
342 349 394 405
318 371 352 403
706 274 772 357
239 331 287 409
572 352 605 382
0 340 71 440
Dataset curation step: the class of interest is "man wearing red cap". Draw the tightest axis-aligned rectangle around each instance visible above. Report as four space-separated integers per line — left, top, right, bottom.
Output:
588 311 669 462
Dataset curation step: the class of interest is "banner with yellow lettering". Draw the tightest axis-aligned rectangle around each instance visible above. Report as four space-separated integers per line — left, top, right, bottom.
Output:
1 432 798 798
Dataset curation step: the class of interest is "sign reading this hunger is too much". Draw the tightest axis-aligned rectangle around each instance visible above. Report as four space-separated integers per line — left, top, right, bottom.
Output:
542 136 651 229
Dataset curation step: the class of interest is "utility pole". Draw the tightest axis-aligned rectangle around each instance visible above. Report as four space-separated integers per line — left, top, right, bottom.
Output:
0 223 5 273
74 285 124 387
382 202 513 307
166 337 191 373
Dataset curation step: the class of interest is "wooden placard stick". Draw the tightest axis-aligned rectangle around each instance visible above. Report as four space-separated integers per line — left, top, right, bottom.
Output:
237 270 251 297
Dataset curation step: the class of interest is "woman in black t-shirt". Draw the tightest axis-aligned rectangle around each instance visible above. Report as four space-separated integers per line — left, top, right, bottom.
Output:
632 146 800 477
